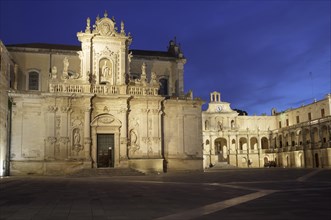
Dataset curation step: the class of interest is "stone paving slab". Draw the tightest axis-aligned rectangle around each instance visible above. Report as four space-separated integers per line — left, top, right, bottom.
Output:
1 168 331 220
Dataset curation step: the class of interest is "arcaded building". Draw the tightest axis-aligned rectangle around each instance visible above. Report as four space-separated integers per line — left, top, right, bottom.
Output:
1 12 330 176
2 12 203 175
202 91 331 169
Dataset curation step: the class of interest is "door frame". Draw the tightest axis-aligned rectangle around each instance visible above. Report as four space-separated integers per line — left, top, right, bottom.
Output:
97 134 115 168
91 114 122 168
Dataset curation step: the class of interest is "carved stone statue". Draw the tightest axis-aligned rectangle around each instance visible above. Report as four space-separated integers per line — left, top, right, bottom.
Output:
100 60 111 83
141 62 146 75
150 72 158 85
141 63 147 85
51 66 57 79
62 57 69 79
120 21 125 34
74 129 80 147
85 17 91 33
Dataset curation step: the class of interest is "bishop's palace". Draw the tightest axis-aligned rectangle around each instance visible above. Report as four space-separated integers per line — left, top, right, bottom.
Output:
1 13 330 176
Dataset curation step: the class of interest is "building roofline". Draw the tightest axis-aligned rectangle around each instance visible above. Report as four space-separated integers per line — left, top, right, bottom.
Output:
5 43 180 58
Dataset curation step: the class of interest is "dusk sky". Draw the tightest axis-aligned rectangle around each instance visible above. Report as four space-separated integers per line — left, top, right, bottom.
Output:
1 0 330 115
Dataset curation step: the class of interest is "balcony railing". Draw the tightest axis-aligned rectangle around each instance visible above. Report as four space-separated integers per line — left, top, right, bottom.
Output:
49 84 90 93
49 83 159 96
128 86 159 96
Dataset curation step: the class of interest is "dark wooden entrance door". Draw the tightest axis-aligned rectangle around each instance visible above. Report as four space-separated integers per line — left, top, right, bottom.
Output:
97 134 114 167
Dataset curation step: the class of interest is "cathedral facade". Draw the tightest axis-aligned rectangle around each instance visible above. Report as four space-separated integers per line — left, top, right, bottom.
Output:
1 12 330 176
0 13 203 175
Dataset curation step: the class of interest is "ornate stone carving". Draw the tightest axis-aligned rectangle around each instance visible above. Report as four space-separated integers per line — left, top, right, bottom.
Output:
56 116 61 129
99 117 115 124
71 118 83 127
150 72 158 86
153 137 161 143
72 128 83 153
103 106 110 112
85 17 91 33
47 137 57 144
51 66 57 79
48 106 58 112
100 59 112 83
128 129 140 154
120 21 125 35
142 137 152 144
62 57 69 79
140 63 147 85
59 137 70 144
148 146 153 154
61 106 71 113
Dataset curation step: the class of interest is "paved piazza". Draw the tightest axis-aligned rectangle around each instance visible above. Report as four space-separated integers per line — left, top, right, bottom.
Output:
1 168 331 220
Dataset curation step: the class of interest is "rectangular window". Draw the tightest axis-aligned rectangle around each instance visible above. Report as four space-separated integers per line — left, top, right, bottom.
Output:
308 112 312 121
286 119 289 126
296 116 300 124
279 121 282 128
321 109 325 118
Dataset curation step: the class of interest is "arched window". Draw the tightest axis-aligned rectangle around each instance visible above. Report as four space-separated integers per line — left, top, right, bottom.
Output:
28 71 39 91
261 137 269 149
159 78 168 96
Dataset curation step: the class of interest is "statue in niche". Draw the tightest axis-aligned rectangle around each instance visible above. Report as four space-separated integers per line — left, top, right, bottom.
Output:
51 66 57 79
150 72 158 85
73 128 83 154
74 129 80 146
128 129 140 155
218 121 223 131
100 59 111 83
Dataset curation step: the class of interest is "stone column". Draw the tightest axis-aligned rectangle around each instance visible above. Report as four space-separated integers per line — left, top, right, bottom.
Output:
45 105 57 160
84 107 92 160
59 106 71 159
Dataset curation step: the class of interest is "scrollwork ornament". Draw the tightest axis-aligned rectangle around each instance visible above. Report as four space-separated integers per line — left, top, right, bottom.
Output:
47 137 57 144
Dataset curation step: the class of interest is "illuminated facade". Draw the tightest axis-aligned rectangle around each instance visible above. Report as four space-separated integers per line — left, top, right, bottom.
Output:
3 13 203 175
0 41 15 176
1 13 330 176
203 92 331 169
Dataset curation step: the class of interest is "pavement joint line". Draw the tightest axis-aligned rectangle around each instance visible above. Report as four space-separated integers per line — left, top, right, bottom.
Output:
205 182 267 192
153 190 276 220
281 186 331 192
296 169 323 182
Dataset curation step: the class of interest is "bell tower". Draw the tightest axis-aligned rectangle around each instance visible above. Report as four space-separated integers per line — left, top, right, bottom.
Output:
77 11 132 86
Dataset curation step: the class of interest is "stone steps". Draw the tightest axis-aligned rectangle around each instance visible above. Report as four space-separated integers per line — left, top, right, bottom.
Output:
211 162 237 169
68 168 145 177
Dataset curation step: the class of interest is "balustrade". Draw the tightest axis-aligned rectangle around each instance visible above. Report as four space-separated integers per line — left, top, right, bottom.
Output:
49 83 159 96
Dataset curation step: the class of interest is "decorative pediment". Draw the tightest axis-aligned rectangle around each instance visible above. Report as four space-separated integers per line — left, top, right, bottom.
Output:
94 11 115 36
91 113 122 127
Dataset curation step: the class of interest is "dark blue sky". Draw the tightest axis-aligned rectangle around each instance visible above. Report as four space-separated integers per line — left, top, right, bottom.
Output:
1 0 330 115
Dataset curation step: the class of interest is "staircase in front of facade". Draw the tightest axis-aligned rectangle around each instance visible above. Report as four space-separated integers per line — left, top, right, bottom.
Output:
210 162 238 169
68 168 145 177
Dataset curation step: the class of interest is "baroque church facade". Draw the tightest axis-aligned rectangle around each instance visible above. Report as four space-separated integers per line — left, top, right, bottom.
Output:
0 12 203 175
0 12 330 176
